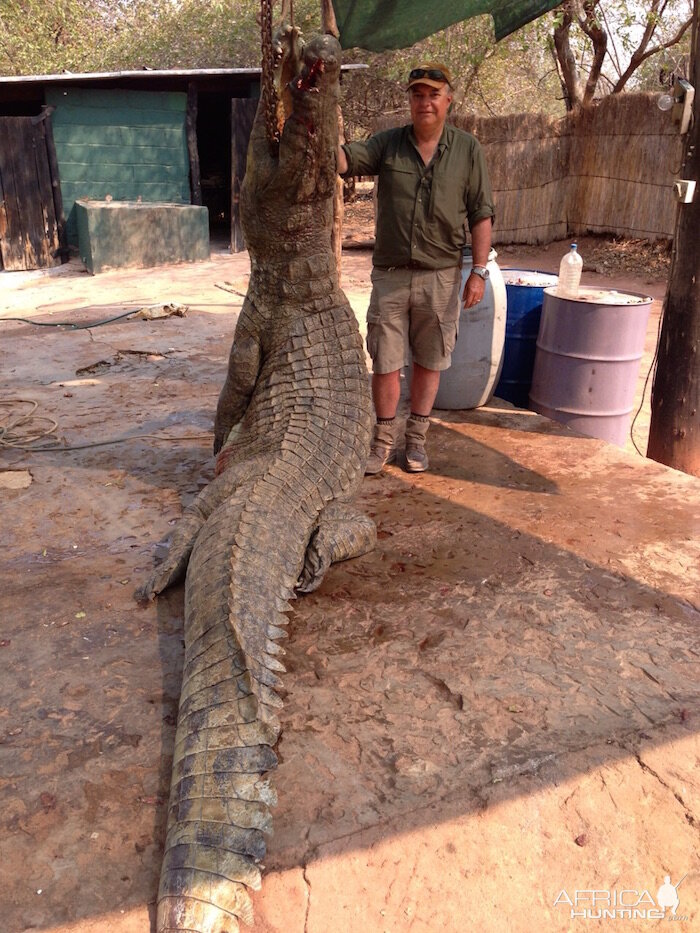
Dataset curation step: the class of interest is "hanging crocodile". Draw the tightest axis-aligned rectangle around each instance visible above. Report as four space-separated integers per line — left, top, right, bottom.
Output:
138 26 375 933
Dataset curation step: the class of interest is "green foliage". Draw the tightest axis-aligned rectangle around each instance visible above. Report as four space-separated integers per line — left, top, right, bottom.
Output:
0 0 692 120
341 13 564 138
0 0 333 74
102 0 260 70
0 0 113 74
0 0 265 74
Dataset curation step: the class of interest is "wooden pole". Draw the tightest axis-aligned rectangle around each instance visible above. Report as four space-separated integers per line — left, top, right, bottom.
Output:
231 99 256 253
322 0 344 279
647 1 700 476
38 107 69 264
186 82 202 206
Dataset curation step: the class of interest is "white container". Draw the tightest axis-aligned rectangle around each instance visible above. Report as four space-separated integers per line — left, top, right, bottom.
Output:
557 243 583 299
433 247 507 410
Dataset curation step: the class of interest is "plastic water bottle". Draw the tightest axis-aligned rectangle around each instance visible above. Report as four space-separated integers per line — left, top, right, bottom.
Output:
558 243 583 298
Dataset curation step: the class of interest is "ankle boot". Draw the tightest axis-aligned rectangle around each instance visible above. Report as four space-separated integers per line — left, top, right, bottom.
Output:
365 417 397 475
405 413 430 472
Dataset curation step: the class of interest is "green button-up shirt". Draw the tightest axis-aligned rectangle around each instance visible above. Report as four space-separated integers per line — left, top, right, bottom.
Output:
342 123 494 270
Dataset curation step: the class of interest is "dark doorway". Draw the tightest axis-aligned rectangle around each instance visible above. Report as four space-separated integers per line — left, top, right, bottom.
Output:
197 92 232 237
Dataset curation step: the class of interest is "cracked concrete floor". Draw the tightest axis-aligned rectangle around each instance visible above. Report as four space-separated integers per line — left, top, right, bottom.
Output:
0 246 698 932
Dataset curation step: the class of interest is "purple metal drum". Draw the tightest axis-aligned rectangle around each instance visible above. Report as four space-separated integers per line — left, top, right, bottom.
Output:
529 288 652 446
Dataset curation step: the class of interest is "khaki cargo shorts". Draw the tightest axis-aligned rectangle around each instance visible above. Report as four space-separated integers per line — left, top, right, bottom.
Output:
366 265 461 373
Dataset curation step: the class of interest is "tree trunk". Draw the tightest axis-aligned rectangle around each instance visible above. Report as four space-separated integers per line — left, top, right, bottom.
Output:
579 1 607 106
647 3 700 476
553 4 581 110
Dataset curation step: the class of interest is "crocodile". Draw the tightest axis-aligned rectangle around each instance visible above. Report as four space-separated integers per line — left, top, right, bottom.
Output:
138 31 375 933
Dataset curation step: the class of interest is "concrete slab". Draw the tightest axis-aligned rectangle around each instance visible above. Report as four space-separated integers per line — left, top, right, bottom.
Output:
0 245 697 932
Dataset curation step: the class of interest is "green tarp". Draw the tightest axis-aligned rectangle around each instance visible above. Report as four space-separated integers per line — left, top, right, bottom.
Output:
331 0 562 49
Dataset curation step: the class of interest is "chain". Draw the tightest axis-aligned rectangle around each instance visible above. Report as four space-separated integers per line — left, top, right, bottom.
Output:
260 0 280 154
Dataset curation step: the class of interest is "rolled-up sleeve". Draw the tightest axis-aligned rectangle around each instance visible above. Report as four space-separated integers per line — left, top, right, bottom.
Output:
466 139 495 229
341 131 390 178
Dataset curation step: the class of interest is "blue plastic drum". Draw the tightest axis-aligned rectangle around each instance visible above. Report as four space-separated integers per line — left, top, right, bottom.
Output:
495 270 558 408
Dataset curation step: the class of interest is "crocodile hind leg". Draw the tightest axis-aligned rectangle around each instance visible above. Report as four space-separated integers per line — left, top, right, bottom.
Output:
137 455 268 601
296 501 377 594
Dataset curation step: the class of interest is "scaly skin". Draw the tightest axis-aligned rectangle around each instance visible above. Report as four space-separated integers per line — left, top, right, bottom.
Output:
138 33 375 933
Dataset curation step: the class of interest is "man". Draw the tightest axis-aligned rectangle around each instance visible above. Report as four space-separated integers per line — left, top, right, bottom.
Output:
337 63 494 474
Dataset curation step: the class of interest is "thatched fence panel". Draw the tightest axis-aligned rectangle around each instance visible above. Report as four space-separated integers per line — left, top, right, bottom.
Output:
452 111 570 244
567 94 681 241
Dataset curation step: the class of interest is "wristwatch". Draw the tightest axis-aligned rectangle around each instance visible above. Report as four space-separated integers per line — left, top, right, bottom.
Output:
471 265 490 280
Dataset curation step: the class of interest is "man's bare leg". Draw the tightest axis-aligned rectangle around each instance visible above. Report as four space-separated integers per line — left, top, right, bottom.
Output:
409 362 440 416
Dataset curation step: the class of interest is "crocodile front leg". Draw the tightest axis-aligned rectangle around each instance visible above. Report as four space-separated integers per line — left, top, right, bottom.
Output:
297 501 377 593
213 298 263 455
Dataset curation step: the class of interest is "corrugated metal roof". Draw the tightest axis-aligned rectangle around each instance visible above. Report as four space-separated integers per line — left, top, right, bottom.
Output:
0 64 366 85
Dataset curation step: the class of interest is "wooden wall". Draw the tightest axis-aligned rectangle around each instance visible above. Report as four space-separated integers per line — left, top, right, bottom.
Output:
455 111 571 245
46 87 190 243
0 114 66 270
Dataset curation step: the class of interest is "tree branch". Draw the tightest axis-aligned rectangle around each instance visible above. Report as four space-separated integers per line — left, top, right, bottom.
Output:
613 14 693 92
320 0 339 37
456 45 496 104
548 34 570 104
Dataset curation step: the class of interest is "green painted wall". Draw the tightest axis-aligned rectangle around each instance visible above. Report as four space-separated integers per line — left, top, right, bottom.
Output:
46 88 190 243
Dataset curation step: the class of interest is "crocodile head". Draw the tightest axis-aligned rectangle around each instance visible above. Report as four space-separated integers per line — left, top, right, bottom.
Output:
242 33 342 258
289 33 341 106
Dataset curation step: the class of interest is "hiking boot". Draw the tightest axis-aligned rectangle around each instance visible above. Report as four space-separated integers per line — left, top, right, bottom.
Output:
364 417 398 476
404 412 431 473
405 445 429 473
365 444 397 475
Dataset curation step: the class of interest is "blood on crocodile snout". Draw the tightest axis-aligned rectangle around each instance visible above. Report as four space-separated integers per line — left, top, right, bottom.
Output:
293 56 326 92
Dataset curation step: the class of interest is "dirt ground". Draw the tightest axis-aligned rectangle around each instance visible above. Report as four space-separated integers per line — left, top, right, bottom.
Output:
1 227 698 933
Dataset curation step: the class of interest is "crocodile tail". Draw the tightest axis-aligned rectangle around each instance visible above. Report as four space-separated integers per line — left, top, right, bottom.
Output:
157 484 312 932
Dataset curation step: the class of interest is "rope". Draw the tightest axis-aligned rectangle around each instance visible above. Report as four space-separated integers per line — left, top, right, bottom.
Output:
260 0 280 155
629 306 663 457
0 398 211 452
0 399 58 449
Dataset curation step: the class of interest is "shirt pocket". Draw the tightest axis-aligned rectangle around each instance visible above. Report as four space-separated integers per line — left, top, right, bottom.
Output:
380 161 418 205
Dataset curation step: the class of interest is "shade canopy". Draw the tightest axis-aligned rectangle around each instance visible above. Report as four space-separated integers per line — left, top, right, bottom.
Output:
331 0 561 49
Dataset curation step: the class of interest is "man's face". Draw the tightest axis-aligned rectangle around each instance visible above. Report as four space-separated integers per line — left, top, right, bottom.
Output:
409 83 452 133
